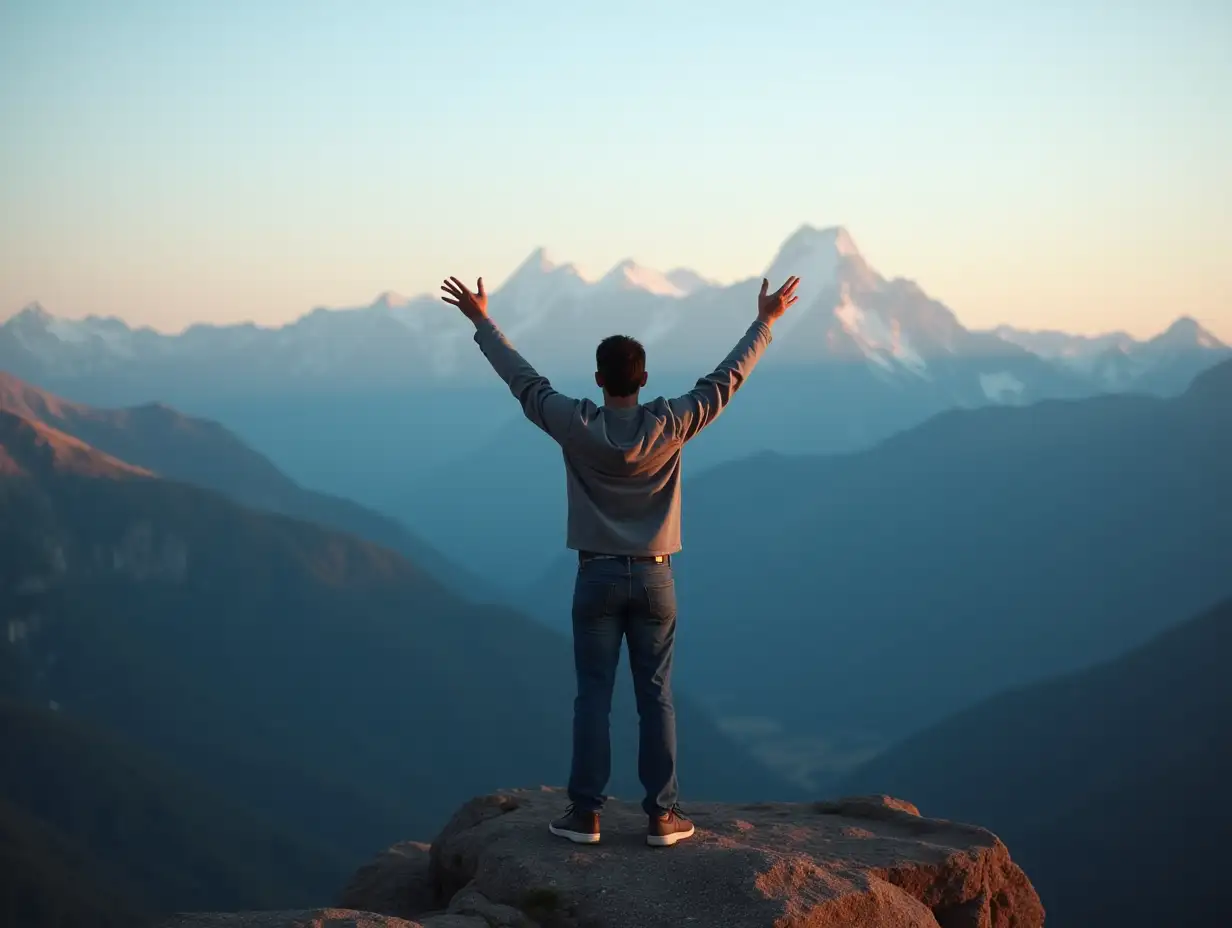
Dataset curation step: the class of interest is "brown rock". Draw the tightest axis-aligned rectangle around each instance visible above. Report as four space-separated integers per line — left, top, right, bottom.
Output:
338 841 437 920
424 787 1043 928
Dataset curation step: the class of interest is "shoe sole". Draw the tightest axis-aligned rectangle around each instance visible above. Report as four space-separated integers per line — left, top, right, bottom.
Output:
647 824 695 847
549 823 600 844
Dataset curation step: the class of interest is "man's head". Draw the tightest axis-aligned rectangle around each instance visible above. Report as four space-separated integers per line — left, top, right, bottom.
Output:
595 334 647 402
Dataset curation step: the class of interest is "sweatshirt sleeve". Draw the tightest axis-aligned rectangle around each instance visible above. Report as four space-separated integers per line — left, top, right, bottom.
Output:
473 318 578 444
667 319 773 443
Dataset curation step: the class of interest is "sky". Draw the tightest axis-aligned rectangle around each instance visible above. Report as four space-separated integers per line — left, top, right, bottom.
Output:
1 0 1229 341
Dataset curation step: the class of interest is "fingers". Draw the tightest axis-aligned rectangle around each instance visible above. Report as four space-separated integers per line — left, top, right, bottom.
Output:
442 275 484 309
785 295 798 308
772 276 800 300
760 278 769 298
441 277 471 305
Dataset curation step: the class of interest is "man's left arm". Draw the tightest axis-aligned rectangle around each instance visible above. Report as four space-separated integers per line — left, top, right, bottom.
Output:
440 275 578 443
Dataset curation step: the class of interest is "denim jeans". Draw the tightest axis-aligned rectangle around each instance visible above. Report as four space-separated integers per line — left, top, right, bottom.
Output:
568 555 679 816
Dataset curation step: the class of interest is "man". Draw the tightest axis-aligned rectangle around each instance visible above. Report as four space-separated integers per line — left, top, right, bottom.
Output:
441 272 800 847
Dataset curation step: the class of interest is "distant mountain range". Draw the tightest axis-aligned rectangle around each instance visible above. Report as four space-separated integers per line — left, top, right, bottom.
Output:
992 315 1228 394
838 597 1232 928
522 358 1232 786
4 225 1224 396
0 380 800 921
5 225 1225 566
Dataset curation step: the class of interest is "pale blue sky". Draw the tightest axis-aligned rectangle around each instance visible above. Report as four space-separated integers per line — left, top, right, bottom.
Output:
1 0 1229 339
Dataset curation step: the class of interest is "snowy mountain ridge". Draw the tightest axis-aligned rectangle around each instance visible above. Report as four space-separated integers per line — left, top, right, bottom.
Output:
4 224 1226 397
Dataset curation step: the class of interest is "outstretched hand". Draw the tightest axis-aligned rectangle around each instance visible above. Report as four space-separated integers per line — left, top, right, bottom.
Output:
757 276 800 325
441 276 488 324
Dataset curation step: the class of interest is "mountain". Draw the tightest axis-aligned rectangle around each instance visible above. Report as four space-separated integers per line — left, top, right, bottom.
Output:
665 267 718 295
522 359 1232 786
596 258 689 297
836 597 1232 928
0 411 801 921
993 315 1229 394
0 372 497 600
1 793 140 928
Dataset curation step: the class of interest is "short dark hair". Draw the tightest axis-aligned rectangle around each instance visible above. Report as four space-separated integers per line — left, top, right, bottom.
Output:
595 334 646 397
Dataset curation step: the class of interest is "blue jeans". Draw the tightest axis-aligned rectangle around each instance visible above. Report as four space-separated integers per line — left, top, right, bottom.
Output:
568 555 679 816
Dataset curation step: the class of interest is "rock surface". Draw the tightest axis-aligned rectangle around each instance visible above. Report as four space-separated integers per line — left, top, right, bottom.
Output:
164 788 1044 928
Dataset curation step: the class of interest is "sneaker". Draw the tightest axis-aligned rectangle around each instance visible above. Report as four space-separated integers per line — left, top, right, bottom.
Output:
647 805 695 847
548 805 600 844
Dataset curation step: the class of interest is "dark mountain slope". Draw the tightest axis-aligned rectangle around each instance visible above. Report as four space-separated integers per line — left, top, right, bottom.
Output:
0 796 139 928
0 371 496 600
0 699 342 926
837 597 1232 928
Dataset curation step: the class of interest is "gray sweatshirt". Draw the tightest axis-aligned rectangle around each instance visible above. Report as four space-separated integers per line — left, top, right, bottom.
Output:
473 317 773 556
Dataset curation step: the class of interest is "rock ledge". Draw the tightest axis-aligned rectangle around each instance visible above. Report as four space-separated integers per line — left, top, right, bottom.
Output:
163 787 1044 928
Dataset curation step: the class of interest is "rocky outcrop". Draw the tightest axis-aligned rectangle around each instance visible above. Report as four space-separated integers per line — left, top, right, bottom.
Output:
163 787 1044 928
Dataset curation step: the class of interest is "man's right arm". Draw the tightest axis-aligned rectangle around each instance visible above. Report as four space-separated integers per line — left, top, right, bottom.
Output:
666 275 799 443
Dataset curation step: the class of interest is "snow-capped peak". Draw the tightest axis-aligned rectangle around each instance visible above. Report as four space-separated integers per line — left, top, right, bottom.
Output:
498 247 585 293
5 302 87 343
769 224 861 269
5 302 53 328
1 303 139 361
507 246 575 280
1150 316 1226 351
597 259 685 297
372 290 414 310
495 246 588 326
991 325 1136 360
665 268 718 295
762 224 869 316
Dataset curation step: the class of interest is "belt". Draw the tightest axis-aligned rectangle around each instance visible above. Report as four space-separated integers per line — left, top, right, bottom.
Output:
578 551 670 565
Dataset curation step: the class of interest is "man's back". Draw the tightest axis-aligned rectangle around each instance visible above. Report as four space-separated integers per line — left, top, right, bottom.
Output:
560 400 684 557
471 316 774 556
